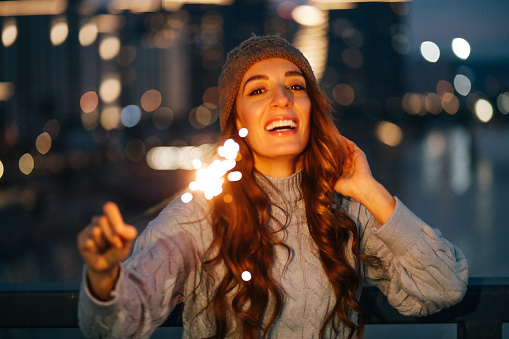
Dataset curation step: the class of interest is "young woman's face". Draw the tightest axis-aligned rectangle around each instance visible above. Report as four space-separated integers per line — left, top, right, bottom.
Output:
235 58 311 176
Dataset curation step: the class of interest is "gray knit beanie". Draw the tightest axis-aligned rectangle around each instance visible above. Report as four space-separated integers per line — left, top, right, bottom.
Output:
218 35 317 131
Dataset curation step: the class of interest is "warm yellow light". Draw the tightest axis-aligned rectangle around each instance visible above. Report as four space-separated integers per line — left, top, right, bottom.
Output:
442 93 460 115
2 19 17 47
0 82 14 101
425 93 442 115
141 89 162 112
79 22 98 46
475 99 493 123
99 76 121 103
19 153 35 175
99 36 121 60
292 5 326 26
0 0 67 16
375 121 403 147
0 160 4 179
100 106 121 130
50 17 68 46
80 91 99 113
35 132 52 154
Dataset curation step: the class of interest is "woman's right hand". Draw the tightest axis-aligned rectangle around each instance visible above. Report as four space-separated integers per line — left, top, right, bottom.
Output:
77 202 138 300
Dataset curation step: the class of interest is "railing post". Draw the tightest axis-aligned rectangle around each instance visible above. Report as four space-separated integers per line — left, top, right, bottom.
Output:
457 320 503 339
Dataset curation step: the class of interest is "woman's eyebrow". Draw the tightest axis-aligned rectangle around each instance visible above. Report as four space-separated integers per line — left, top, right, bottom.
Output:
285 70 304 78
242 74 268 93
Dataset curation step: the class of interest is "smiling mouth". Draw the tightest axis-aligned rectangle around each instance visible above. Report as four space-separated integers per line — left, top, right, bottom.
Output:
265 119 297 132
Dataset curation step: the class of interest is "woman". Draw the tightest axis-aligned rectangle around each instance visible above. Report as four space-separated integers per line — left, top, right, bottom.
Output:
77 35 468 339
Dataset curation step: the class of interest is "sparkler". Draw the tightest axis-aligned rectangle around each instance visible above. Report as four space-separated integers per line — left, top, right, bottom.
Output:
181 129 247 203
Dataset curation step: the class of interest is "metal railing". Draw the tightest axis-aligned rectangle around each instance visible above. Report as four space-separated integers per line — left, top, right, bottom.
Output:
0 278 507 338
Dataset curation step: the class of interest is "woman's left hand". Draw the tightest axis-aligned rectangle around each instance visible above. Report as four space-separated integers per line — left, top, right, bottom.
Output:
333 136 373 200
334 136 396 225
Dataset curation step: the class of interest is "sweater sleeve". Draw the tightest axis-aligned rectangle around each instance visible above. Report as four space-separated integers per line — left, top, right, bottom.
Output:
355 197 468 317
78 197 207 339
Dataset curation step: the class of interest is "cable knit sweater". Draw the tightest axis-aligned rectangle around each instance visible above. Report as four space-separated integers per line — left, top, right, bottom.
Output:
78 171 468 338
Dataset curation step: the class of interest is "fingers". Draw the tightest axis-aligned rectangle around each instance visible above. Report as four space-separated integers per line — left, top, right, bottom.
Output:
103 202 138 241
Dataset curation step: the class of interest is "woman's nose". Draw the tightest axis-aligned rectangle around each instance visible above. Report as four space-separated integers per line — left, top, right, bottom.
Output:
271 85 293 108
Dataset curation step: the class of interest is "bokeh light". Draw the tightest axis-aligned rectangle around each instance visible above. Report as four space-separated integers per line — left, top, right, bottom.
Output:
0 82 14 101
425 93 442 115
203 86 219 109
141 89 162 112
277 1 297 20
99 35 121 60
452 38 471 60
2 19 17 47
292 5 325 26
120 105 142 127
189 105 217 129
227 171 242 182
454 74 472 96
342 48 363 68
19 153 35 175
125 139 146 162
100 106 121 130
79 22 98 46
375 121 403 147
436 80 454 97
0 160 4 179
241 271 252 281
496 92 509 115
391 34 411 55
402 93 426 115
35 132 52 154
181 192 193 204
50 17 68 46
341 27 363 48
147 144 215 170
80 91 99 113
152 107 174 130
81 110 99 131
420 41 440 63
475 99 493 123
390 2 409 16
238 128 248 138
333 84 355 106
44 119 60 139
99 76 121 103
442 93 460 115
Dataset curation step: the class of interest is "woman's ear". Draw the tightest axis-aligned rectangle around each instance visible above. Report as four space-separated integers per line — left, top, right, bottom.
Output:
235 118 242 131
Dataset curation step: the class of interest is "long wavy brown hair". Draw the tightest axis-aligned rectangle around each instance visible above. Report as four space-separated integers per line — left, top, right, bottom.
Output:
202 62 377 339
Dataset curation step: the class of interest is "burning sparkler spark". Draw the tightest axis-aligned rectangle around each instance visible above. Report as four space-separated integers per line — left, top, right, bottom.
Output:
241 271 252 281
182 138 242 203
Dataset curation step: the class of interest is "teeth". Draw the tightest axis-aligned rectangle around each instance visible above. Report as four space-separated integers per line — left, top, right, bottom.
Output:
265 120 297 131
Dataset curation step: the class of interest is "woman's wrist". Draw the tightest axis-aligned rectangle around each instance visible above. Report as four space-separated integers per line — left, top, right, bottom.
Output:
86 264 120 301
354 177 396 226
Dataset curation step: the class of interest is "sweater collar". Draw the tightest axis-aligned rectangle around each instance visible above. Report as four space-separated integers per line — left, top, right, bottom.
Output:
254 169 303 204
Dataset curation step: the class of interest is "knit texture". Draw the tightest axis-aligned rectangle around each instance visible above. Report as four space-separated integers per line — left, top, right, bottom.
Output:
78 171 468 338
218 35 317 130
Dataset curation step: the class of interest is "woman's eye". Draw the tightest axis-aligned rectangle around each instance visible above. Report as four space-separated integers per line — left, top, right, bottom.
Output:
289 84 306 91
249 88 265 96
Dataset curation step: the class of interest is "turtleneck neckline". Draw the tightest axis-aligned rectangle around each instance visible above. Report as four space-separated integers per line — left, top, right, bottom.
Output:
254 170 303 204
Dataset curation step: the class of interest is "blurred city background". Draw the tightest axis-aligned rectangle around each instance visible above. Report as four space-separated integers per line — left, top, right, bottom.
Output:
1 0 508 337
